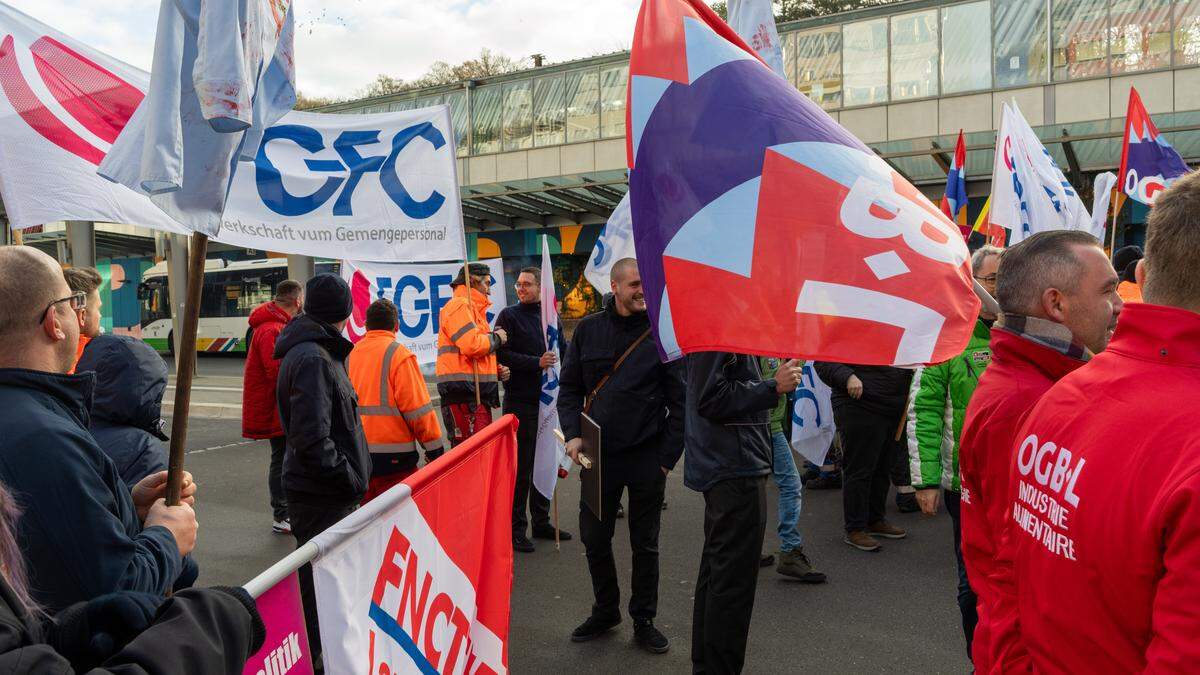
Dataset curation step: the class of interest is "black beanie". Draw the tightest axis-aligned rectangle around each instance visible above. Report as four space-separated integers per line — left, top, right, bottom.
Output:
1112 246 1143 276
304 273 352 324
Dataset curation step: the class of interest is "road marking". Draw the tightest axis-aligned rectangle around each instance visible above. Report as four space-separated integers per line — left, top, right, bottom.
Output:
187 440 257 455
166 385 243 393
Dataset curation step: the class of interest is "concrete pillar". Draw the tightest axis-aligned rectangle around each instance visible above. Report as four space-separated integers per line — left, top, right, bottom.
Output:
286 255 315 284
165 233 189 368
65 220 96 267
0 220 9 246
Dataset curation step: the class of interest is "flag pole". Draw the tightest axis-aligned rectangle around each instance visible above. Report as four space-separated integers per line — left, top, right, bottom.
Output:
165 231 208 505
1107 190 1123 261
541 235 561 551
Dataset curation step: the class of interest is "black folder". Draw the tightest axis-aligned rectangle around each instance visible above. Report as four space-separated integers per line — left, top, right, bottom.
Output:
580 412 603 520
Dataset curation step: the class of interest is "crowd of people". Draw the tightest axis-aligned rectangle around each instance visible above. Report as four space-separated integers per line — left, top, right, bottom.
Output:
0 169 1196 672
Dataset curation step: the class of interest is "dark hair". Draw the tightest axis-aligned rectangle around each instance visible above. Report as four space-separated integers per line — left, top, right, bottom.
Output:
1144 171 1200 307
995 230 1101 315
365 298 399 331
518 267 541 282
451 263 492 287
0 484 39 617
275 279 302 303
63 266 102 295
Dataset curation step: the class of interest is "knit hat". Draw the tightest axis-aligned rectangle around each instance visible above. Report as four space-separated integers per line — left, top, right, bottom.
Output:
451 263 493 287
1112 246 1143 277
304 273 352 324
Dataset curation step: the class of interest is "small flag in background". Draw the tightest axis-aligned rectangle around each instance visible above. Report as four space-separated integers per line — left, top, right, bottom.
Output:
940 130 969 239
1118 87 1189 205
584 192 637 292
970 196 1006 248
727 0 785 78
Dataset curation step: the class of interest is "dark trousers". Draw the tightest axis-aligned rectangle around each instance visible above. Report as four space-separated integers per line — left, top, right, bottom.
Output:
836 406 899 532
507 401 550 535
944 490 978 659
268 436 288 521
692 476 768 675
289 500 356 670
578 459 665 621
890 433 911 489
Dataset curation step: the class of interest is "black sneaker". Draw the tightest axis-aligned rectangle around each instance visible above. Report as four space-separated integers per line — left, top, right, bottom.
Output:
616 504 625 519
512 533 535 553
633 618 669 654
806 473 842 490
532 525 573 541
759 553 775 568
896 492 920 513
661 500 668 511
570 614 620 642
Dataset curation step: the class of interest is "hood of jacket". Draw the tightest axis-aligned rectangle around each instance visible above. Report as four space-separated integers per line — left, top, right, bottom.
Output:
274 314 353 361
249 301 291 331
75 334 169 439
603 294 651 330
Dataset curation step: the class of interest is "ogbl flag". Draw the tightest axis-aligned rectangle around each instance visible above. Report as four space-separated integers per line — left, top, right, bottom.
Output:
534 236 568 500
791 363 835 467
584 191 636 292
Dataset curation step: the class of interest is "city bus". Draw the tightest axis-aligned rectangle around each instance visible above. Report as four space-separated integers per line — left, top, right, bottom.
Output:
138 258 337 354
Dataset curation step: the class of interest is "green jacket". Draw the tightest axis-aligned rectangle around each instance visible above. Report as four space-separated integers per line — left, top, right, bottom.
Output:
905 320 992 492
757 357 787 435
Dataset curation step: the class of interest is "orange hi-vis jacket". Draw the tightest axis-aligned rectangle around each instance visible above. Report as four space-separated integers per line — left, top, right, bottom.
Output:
347 330 444 460
435 284 502 407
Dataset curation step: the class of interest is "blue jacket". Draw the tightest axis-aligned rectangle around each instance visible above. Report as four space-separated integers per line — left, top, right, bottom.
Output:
0 368 180 613
683 353 777 492
75 335 169 487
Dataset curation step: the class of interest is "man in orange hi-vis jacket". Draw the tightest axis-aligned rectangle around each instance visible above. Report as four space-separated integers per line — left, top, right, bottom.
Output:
436 263 509 446
348 298 448 503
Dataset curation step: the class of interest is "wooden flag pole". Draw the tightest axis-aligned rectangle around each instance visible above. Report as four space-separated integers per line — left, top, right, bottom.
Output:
165 231 208 505
460 228 482 408
1107 190 1124 261
553 488 561 551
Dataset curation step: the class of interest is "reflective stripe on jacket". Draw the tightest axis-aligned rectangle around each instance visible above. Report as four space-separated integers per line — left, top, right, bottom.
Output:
435 285 501 406
348 330 444 455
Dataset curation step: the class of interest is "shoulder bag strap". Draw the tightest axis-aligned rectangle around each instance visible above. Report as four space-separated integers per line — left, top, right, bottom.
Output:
584 328 652 415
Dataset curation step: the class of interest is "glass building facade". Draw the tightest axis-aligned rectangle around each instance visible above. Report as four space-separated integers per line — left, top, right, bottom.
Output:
330 0 1200 159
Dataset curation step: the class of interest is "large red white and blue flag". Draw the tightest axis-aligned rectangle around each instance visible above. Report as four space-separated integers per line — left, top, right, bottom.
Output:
626 0 979 366
1118 87 1189 205
940 130 969 239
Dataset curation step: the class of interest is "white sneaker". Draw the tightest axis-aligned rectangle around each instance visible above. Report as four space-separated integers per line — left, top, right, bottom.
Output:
272 519 292 535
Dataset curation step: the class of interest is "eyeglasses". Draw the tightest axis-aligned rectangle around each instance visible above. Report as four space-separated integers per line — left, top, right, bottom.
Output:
974 275 998 284
514 282 537 289
37 291 86 325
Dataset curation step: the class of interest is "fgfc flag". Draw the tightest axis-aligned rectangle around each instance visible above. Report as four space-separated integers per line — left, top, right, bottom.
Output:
533 236 567 500
791 363 836 467
311 416 517 675
0 3 188 232
989 102 1091 244
342 259 506 365
584 191 637 292
219 107 466 262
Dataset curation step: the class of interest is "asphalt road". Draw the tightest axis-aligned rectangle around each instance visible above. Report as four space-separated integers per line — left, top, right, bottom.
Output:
179 391 971 674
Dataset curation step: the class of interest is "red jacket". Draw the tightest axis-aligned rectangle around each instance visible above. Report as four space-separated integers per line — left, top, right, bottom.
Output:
1004 304 1200 673
958 326 1086 672
242 302 291 439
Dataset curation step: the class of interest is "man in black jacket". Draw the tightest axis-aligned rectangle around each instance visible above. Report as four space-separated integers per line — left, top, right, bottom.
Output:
559 258 685 654
0 246 198 613
275 272 370 665
496 266 571 553
813 362 912 552
685 351 801 674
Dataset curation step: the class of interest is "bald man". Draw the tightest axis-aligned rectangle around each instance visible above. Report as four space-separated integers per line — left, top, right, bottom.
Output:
0 246 198 612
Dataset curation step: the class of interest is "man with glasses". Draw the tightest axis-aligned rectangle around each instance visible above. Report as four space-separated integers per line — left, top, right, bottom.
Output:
906 245 1001 659
0 246 198 611
496 267 571 553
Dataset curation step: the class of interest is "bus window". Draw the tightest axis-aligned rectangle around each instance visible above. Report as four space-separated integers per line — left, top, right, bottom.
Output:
140 279 170 325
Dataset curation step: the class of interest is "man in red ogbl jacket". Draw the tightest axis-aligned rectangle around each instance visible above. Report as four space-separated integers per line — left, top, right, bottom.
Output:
242 279 303 535
958 230 1122 672
1007 173 1200 673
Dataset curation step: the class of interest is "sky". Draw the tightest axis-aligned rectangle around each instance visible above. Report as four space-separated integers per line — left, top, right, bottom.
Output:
6 0 642 99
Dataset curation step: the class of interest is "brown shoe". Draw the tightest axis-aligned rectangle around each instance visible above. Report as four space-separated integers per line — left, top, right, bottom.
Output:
868 520 907 539
843 530 881 552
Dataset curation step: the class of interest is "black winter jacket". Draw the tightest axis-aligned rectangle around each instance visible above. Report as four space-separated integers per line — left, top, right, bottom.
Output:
0 369 181 613
812 362 912 420
683 353 778 492
495 301 561 408
558 299 685 471
75 335 169 487
275 315 371 506
0 576 264 673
